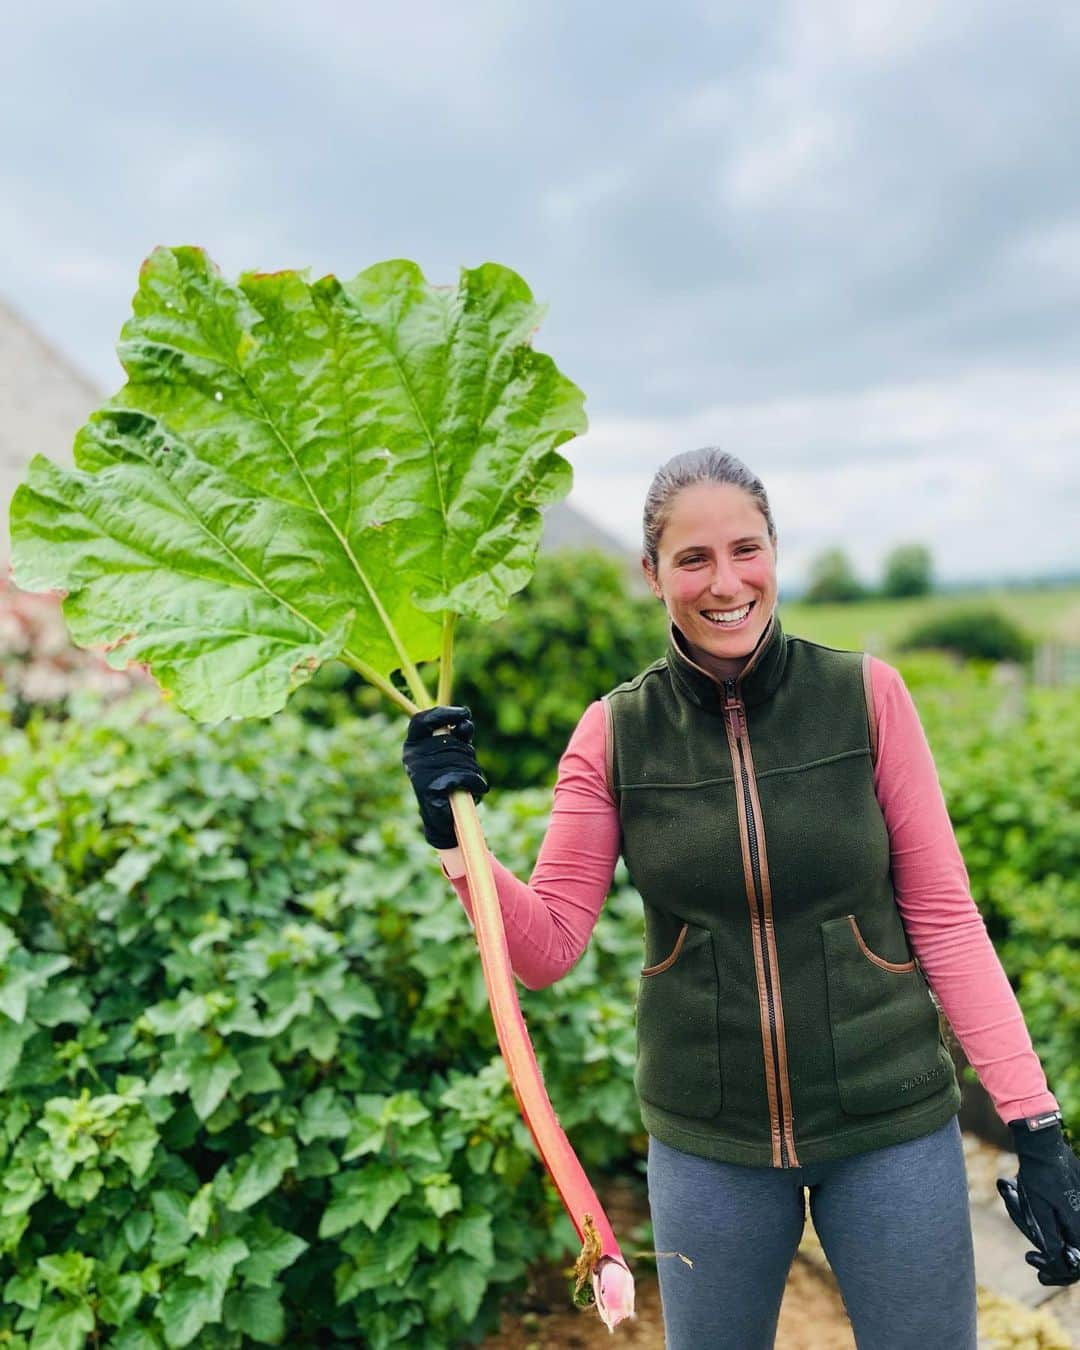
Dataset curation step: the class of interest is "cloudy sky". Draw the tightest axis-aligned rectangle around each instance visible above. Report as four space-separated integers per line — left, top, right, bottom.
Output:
3 0 1079 589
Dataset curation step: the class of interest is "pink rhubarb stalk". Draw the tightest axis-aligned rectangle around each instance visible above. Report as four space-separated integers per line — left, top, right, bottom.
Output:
449 787 636 1331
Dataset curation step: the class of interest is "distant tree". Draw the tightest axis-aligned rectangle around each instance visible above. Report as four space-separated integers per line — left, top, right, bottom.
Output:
882 544 934 599
803 548 866 604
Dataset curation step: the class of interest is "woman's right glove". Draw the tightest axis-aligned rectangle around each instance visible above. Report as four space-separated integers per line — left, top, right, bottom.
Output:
402 705 489 849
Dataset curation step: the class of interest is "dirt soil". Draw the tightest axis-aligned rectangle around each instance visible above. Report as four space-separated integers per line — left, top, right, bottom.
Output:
478 1172 857 1349
479 1141 1077 1349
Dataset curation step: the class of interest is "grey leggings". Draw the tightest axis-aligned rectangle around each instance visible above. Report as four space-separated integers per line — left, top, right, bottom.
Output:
646 1115 977 1349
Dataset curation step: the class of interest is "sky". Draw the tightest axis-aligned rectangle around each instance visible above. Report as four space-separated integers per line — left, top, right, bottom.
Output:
2 0 1079 590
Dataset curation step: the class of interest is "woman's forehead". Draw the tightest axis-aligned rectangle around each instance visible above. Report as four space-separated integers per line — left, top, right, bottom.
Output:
662 482 767 539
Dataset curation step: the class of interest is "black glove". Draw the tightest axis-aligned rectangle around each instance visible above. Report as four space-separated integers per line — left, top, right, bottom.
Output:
996 1111 1080 1286
402 705 489 849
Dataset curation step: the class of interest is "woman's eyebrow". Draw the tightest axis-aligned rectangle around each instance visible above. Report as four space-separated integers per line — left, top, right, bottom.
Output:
676 536 764 553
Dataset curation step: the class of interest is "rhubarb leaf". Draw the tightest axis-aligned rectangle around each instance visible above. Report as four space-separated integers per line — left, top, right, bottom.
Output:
9 247 585 721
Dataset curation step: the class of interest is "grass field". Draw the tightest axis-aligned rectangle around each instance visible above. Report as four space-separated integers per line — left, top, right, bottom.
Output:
777 583 1080 654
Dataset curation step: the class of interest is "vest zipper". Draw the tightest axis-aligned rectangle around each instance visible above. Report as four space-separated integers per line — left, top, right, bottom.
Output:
723 677 800 1168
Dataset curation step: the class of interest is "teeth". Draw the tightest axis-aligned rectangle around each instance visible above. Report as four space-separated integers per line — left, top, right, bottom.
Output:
702 603 752 624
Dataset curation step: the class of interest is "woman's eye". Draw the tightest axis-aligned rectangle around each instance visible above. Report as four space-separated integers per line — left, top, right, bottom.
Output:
680 556 705 566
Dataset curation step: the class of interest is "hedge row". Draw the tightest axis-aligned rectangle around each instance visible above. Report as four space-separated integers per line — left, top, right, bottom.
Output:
0 690 644 1347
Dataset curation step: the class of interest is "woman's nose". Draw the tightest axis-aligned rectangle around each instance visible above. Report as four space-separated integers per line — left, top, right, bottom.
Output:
708 560 741 597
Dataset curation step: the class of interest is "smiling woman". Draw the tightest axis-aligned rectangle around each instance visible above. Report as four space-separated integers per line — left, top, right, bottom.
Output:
640 468 778 682
410 444 1077 1348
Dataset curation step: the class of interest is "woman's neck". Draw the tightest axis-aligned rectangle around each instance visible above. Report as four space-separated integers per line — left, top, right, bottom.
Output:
672 609 776 686
683 641 748 684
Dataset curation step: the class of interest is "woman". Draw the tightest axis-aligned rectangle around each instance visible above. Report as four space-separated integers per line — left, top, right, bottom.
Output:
402 448 1079 1349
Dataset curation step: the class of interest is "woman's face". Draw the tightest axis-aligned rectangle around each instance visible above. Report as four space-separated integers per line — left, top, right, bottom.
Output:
644 481 778 666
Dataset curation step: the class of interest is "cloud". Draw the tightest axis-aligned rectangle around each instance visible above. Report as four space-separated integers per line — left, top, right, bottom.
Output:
1 1 1077 584
541 167 635 229
152 143 248 212
230 1 522 127
725 111 844 211
43 255 133 289
567 364 1080 584
571 365 1080 469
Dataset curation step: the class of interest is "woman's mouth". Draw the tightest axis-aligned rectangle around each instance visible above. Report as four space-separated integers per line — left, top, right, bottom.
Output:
700 600 755 631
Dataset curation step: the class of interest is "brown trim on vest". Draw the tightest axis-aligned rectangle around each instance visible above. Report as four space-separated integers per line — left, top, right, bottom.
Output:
641 922 689 976
848 914 916 972
861 652 878 766
742 733 799 1166
721 705 799 1167
601 695 615 800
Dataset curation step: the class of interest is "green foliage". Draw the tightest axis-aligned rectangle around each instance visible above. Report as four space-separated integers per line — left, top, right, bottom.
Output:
881 544 934 599
0 690 645 1346
10 246 585 721
899 666 1080 1122
897 606 1034 663
803 548 867 604
452 550 667 788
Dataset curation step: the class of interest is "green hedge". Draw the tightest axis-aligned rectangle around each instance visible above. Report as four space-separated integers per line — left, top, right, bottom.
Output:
0 690 645 1347
897 605 1034 663
897 657 1080 1124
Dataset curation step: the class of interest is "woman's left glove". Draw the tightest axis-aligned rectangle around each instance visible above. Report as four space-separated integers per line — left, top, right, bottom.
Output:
996 1112 1080 1286
401 705 489 850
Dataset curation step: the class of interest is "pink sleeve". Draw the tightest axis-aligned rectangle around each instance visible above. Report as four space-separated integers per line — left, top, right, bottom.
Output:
439 700 619 991
870 657 1059 1125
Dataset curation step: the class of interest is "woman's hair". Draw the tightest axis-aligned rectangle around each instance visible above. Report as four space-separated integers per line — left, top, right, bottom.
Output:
641 447 777 574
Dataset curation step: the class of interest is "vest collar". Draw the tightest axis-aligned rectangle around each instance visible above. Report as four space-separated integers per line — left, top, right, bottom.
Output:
666 608 788 711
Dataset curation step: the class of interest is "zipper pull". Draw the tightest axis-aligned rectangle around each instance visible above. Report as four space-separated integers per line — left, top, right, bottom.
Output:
723 679 745 735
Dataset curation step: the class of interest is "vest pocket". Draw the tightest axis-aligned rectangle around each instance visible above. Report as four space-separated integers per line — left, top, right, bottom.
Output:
635 916 723 1118
821 914 950 1116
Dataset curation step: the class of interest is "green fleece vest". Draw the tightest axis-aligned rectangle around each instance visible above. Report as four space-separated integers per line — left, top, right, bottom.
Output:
602 611 960 1167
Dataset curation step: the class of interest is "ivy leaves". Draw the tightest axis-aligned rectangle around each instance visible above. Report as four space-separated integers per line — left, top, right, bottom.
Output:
0 690 644 1343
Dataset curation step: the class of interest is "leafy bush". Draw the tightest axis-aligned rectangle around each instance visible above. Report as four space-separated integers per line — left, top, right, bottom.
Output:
0 689 644 1347
996 877 1080 1127
897 606 1034 663
903 670 1080 1123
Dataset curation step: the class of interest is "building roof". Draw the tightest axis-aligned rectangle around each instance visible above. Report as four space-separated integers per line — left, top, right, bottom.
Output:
0 296 100 556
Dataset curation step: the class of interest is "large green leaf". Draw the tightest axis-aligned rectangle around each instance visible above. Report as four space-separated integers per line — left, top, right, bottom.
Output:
222 1135 298 1212
10 247 585 721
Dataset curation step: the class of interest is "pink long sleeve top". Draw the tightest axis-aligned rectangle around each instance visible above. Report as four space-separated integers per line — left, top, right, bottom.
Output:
439 657 1058 1127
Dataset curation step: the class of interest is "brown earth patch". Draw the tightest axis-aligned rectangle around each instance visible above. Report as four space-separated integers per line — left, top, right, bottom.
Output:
478 1172 856 1349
